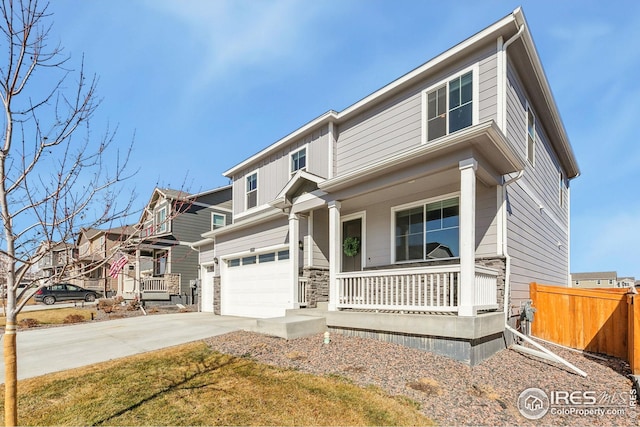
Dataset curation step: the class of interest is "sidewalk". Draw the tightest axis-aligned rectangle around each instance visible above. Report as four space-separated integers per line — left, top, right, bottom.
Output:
0 312 257 382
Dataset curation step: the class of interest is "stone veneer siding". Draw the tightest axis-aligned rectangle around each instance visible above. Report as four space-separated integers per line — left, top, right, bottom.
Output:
302 267 329 308
214 276 221 315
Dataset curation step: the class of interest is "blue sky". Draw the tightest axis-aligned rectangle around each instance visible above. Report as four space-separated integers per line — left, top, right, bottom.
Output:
45 0 639 279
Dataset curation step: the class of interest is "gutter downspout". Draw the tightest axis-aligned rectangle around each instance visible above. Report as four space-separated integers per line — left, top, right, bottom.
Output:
502 171 586 377
499 19 586 377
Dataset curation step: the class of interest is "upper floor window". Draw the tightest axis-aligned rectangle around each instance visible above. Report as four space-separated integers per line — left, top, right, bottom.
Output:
425 71 473 142
212 213 226 230
155 206 167 234
394 197 459 262
291 147 306 173
246 172 258 209
527 105 536 165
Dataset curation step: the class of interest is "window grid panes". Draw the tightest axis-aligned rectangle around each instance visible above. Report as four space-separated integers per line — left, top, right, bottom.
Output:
395 197 459 262
291 148 306 173
246 173 257 209
212 213 225 229
426 71 473 142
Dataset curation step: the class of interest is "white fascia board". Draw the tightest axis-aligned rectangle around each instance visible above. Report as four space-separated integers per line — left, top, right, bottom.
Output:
513 9 580 179
222 12 518 180
202 207 284 238
223 111 338 177
190 184 232 199
191 238 214 248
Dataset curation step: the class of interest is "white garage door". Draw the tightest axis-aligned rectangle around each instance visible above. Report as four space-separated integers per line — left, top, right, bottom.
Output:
221 249 291 318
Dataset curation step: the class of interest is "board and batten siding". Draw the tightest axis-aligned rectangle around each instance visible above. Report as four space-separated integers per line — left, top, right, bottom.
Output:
216 216 289 258
335 43 499 177
231 126 329 216
505 60 570 305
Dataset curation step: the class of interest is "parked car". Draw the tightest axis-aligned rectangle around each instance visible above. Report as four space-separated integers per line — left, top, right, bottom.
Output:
34 283 101 305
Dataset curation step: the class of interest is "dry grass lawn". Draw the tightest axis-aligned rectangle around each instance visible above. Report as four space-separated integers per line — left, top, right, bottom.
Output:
0 342 434 426
0 307 96 327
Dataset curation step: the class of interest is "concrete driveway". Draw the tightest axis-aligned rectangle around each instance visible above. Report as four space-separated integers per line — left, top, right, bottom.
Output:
0 312 257 383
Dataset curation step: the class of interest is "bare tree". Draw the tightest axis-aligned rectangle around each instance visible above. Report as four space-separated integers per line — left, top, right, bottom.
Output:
0 1 136 424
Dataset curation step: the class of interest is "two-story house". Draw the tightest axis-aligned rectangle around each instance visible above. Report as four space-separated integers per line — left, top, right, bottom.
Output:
204 8 579 364
119 186 232 305
73 225 135 296
33 241 75 280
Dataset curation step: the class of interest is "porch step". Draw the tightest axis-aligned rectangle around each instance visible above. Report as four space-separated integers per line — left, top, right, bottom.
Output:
254 315 326 340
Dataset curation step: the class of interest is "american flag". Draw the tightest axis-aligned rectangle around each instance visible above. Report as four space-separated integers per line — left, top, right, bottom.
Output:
108 254 128 278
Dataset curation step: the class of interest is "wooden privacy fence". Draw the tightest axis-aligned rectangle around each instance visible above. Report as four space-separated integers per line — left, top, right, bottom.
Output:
530 283 639 375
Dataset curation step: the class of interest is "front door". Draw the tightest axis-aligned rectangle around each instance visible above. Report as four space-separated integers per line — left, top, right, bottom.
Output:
201 265 215 313
342 218 362 272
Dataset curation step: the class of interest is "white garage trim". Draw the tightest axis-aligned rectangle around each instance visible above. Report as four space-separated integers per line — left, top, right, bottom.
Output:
200 262 216 313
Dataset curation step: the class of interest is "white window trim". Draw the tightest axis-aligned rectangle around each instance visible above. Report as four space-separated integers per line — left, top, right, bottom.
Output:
290 144 309 175
389 191 460 264
155 206 168 234
245 169 259 211
526 100 536 166
421 64 479 145
211 212 226 230
341 211 366 270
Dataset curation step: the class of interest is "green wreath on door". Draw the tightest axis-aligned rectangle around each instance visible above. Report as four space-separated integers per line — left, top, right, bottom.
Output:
343 236 360 257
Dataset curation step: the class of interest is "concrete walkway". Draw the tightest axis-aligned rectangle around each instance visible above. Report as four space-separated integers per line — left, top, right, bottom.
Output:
0 312 258 383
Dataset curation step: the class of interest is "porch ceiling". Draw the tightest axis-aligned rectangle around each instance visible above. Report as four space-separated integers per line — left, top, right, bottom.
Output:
320 120 525 199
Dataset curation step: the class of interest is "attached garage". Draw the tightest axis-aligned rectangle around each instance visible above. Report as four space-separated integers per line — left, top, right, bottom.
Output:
220 248 292 318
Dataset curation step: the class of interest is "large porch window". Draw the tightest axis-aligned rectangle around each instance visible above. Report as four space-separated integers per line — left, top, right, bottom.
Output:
394 197 459 262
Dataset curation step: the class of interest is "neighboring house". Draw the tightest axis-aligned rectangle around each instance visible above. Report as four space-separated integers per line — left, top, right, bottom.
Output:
571 271 636 289
203 7 580 364
33 241 75 280
119 186 232 305
617 277 636 288
72 225 135 296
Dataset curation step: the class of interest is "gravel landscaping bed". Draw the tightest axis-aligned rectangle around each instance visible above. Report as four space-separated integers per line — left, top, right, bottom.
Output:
205 331 638 426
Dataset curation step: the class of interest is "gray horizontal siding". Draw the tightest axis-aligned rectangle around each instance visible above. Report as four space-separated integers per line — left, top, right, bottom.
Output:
199 243 215 265
216 217 289 257
505 60 570 305
336 42 498 177
476 184 498 257
478 51 498 123
169 245 199 294
337 94 422 175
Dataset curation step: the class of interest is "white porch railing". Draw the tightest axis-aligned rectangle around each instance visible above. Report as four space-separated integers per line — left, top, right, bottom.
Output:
141 277 168 292
336 264 498 313
298 277 309 307
474 266 499 310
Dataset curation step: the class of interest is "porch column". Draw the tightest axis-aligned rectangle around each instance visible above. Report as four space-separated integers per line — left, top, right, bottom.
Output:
459 158 477 317
289 211 300 308
135 249 141 300
328 200 341 311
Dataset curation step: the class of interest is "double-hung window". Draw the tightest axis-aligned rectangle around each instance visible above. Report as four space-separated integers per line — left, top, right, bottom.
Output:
155 207 167 234
246 172 258 209
212 213 226 230
425 71 474 142
394 197 460 262
291 147 306 173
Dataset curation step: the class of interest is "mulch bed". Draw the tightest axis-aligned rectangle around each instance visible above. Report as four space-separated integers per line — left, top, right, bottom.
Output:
206 330 638 426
